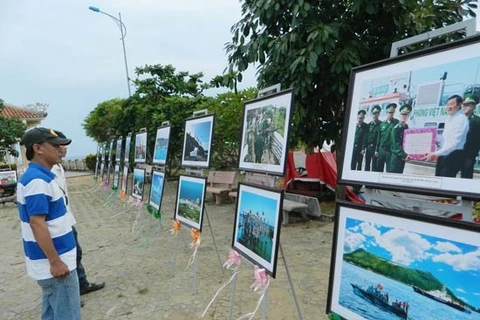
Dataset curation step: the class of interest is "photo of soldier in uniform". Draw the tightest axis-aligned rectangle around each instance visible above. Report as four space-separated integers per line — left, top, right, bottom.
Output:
238 90 294 176
390 104 412 174
365 105 382 171
351 110 368 170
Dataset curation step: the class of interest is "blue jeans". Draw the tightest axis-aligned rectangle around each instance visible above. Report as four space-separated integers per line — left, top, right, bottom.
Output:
37 269 81 320
72 226 88 287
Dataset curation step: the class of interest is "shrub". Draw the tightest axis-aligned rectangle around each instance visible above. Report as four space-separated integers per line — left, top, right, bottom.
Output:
85 154 96 171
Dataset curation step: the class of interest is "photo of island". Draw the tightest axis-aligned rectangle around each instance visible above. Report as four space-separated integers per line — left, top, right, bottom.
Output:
181 115 214 168
134 131 148 163
174 175 206 231
329 205 480 320
149 170 165 211
152 126 171 165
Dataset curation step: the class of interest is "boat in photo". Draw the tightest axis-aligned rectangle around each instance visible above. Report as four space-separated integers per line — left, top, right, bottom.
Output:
412 286 471 314
351 283 409 319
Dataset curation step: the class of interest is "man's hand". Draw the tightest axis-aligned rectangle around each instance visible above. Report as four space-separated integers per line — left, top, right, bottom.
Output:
422 152 436 162
50 259 70 278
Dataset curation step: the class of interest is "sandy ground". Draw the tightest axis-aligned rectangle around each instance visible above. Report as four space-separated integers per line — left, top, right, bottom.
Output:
0 174 334 320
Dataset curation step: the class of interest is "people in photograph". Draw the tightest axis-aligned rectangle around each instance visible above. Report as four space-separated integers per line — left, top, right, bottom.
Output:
364 105 382 171
51 131 106 297
460 94 480 178
254 128 265 163
351 110 368 170
375 103 399 172
17 127 81 319
389 104 412 173
423 95 469 177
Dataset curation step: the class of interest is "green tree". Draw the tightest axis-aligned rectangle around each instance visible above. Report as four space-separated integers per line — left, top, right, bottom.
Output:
83 98 126 142
0 99 27 159
226 0 477 149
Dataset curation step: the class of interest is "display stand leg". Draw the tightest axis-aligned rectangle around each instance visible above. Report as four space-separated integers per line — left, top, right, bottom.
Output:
171 234 180 277
228 274 238 320
193 248 199 295
279 242 303 320
204 208 225 274
261 286 269 320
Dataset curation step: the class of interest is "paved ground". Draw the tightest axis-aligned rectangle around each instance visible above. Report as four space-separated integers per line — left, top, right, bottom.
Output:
0 174 334 320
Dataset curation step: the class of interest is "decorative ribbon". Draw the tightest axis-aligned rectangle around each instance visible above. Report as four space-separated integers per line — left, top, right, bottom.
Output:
202 250 242 317
185 228 201 271
223 249 242 270
237 266 270 320
119 190 127 200
135 198 143 208
170 220 181 235
146 205 162 220
103 181 109 191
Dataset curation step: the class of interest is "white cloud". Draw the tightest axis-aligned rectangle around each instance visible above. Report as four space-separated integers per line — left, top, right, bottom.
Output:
432 241 462 253
432 249 480 271
343 230 366 253
376 229 431 265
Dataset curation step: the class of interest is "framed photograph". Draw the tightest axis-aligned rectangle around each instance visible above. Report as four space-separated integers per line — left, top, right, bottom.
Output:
134 131 148 163
115 138 122 162
113 164 120 188
327 202 480 320
149 170 166 211
108 139 114 163
339 35 480 198
121 165 129 193
106 163 112 184
100 162 105 181
174 174 207 231
181 114 215 168
152 125 171 165
0 170 17 184
238 89 294 176
131 168 145 200
232 182 283 278
124 134 132 163
100 143 107 162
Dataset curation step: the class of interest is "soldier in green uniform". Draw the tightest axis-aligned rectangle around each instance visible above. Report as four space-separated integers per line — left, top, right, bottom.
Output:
365 105 381 171
461 94 480 178
390 104 412 173
351 110 369 170
374 103 399 172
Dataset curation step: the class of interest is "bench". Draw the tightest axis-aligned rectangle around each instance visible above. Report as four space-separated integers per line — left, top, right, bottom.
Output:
206 171 236 205
228 173 275 202
282 199 309 225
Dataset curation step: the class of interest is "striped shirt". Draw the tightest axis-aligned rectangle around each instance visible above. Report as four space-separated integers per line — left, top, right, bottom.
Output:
17 162 76 280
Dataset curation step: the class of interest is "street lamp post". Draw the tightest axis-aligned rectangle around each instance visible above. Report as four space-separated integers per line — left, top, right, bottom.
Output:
88 6 132 97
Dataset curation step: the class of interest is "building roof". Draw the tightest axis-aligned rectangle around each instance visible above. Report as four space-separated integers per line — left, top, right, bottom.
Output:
1 103 47 120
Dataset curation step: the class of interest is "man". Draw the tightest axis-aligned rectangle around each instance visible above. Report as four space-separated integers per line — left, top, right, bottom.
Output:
390 104 412 173
364 105 382 171
17 127 81 319
51 130 106 296
351 110 368 170
423 95 469 177
375 103 399 172
460 94 480 178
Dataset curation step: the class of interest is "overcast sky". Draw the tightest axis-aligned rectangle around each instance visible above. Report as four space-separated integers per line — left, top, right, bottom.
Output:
1 2 479 159
0 0 257 158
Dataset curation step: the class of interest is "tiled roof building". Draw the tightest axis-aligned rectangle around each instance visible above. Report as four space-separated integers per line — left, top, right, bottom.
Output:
1 103 47 121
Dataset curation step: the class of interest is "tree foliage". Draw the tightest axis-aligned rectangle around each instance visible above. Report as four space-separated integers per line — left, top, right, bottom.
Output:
83 98 125 142
0 99 27 159
226 0 477 149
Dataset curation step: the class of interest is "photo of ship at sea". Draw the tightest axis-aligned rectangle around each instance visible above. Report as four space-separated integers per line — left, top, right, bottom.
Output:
337 215 480 320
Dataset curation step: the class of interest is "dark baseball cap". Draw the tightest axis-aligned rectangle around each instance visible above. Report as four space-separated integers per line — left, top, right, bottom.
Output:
20 127 72 147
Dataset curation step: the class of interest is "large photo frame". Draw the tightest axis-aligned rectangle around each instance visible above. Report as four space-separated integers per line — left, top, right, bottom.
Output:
152 125 171 165
108 139 114 163
131 168 146 200
115 138 122 162
121 165 129 194
327 202 480 320
134 131 148 163
339 35 480 198
113 164 120 188
238 89 294 176
181 114 214 168
149 170 166 211
174 174 207 231
232 182 283 278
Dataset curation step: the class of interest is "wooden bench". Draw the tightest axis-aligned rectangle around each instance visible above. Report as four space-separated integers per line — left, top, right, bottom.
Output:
206 171 236 205
228 173 275 202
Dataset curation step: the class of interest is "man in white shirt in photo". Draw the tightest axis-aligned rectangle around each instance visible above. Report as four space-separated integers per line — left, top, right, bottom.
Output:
423 95 469 177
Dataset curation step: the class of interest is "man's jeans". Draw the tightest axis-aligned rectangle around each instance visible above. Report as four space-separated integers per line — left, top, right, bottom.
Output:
37 269 81 320
72 226 88 287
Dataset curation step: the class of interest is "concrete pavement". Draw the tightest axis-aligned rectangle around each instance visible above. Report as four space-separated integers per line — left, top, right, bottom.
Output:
0 174 334 320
